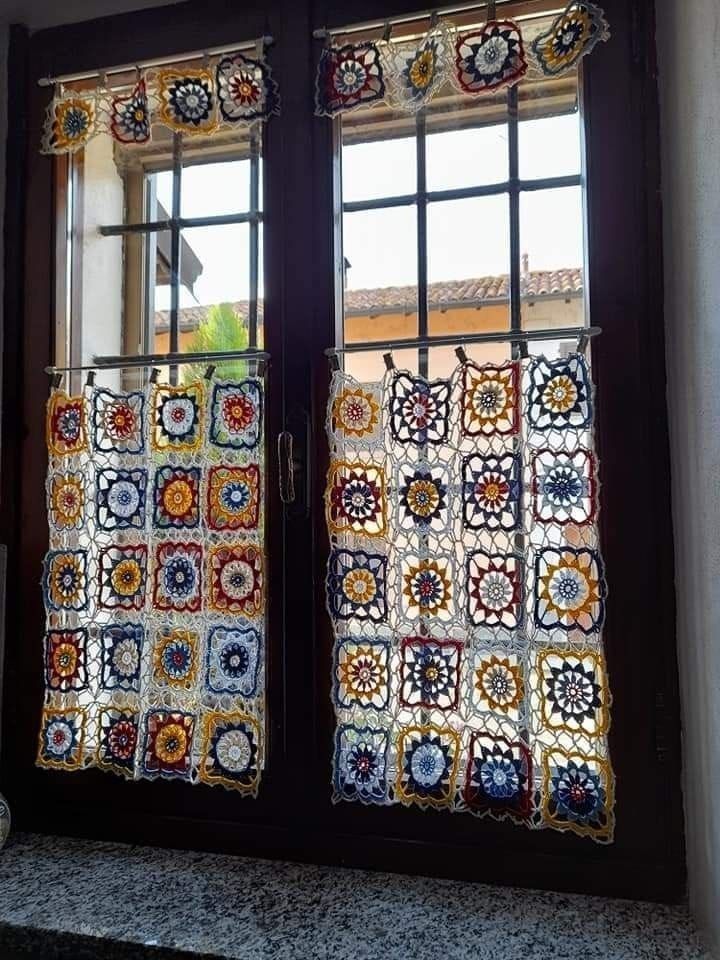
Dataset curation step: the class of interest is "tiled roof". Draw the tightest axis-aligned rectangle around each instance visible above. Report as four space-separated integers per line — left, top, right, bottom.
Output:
155 269 583 332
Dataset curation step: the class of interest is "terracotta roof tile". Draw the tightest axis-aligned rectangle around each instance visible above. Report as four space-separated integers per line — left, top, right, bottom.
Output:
155 269 582 332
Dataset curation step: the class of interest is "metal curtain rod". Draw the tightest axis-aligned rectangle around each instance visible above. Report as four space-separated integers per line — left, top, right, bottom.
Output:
38 36 274 88
325 325 601 356
312 0 557 39
45 348 270 375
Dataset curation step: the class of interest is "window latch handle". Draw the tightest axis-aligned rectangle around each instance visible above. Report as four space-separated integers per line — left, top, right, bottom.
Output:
278 431 296 504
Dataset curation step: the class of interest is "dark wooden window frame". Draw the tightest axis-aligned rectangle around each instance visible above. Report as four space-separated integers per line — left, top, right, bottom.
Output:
0 0 684 902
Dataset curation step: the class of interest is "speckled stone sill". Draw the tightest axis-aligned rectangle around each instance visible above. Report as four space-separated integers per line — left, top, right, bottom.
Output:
0 833 711 960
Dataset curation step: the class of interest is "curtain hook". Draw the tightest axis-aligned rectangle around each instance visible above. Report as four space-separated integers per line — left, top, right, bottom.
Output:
383 352 395 371
455 345 468 365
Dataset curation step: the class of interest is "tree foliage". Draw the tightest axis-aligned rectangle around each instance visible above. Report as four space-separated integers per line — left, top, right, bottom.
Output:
182 302 249 382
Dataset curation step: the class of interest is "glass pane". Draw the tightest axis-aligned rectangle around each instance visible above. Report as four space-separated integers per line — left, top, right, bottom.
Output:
343 206 418 342
520 186 584 330
181 158 251 218
426 123 508 191
179 223 253 357
149 228 174 351
344 347 418 382
153 169 174 217
341 135 417 203
427 341 510 379
257 221 264 348
519 112 581 181
427 195 510 335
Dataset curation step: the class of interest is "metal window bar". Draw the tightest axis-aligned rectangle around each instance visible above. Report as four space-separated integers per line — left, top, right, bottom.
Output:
45 348 270 376
169 133 183 378
249 130 261 350
507 84 525 357
325 325 600 356
337 67 589 367
415 111 429 378
97 147 264 379
99 211 263 235
37 36 274 88
313 0 561 39
341 174 582 214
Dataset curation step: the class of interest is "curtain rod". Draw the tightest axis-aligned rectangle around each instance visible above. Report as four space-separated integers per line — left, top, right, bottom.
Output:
325 325 601 355
37 36 274 89
312 0 559 39
45 348 270 375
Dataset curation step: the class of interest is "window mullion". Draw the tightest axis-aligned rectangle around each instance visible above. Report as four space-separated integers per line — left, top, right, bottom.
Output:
249 131 260 350
416 111 428 378
507 85 524 354
142 175 158 358
169 133 183 381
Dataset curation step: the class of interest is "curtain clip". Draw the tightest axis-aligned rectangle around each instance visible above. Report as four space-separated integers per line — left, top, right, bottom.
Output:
85 370 96 387
201 51 211 68
382 20 393 42
487 1 497 21
429 10 440 28
383 352 395 371
329 353 341 372
149 368 161 383
204 364 216 381
255 357 267 377
98 71 108 90
577 330 590 355
455 345 468 365
51 372 63 390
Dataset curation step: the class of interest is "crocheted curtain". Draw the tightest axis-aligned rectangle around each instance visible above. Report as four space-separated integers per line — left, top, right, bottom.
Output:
40 47 279 155
325 354 614 842
314 1 609 116
39 376 265 793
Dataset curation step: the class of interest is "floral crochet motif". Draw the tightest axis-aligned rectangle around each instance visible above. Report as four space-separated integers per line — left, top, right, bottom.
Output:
39 375 267 792
325 360 614 840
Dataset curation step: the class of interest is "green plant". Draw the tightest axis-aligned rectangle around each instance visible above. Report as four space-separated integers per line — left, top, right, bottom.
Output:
182 302 249 382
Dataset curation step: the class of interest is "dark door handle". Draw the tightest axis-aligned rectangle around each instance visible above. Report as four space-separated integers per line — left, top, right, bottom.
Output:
278 431 296 504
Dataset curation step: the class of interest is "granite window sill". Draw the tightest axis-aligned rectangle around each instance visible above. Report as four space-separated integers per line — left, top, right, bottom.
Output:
0 833 709 960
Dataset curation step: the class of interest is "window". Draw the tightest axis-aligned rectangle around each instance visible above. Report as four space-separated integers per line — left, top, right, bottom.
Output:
42 51 270 791
59 65 264 386
6 0 684 899
338 20 586 380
